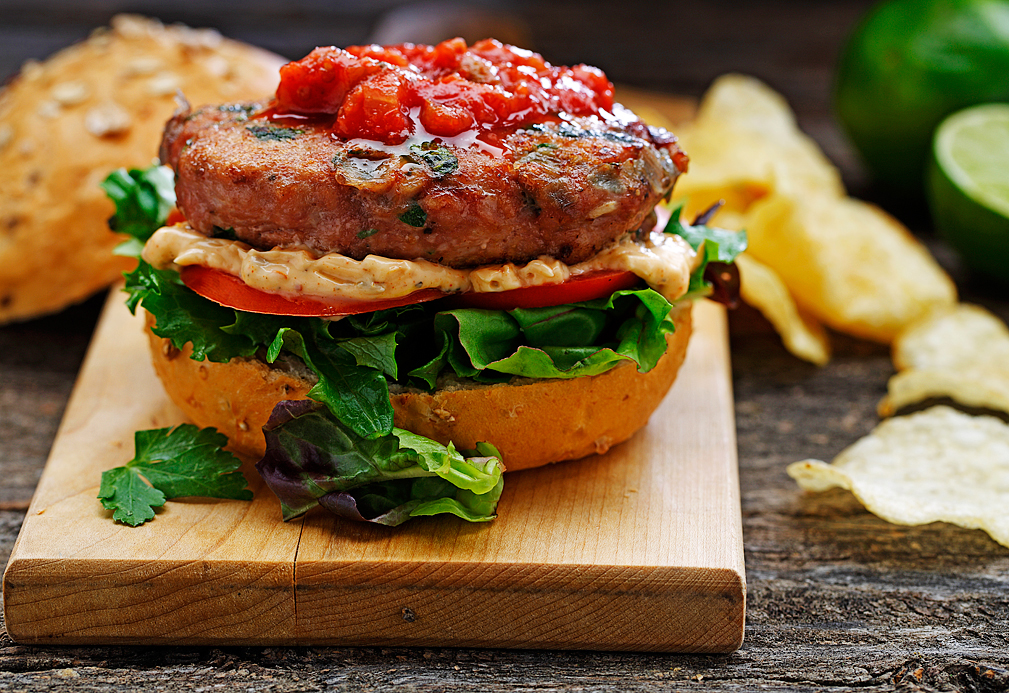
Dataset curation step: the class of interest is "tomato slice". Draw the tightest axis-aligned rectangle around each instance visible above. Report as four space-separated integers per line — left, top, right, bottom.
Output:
448 269 640 310
165 208 186 226
180 265 446 317
181 265 641 317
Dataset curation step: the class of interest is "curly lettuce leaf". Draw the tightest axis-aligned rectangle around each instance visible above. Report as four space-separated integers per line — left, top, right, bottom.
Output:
664 203 748 262
256 400 503 524
265 327 394 439
124 262 258 363
98 425 252 526
126 260 395 439
101 165 176 258
337 332 399 379
415 286 678 382
664 203 747 304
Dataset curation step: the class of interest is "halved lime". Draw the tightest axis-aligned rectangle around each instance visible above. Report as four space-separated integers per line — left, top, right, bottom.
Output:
835 0 1009 199
928 103 1009 283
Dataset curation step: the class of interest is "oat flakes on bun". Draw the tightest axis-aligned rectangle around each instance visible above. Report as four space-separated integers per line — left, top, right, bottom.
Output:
0 14 285 324
113 38 745 525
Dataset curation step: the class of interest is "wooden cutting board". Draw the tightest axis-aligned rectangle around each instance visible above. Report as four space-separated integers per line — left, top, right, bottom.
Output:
3 290 744 652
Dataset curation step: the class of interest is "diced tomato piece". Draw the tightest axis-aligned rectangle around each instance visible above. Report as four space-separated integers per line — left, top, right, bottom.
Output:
570 65 614 111
476 84 516 124
469 39 547 72
555 74 596 116
416 76 500 135
335 71 416 144
430 38 468 71
346 44 409 67
418 98 476 137
403 37 467 76
276 47 383 113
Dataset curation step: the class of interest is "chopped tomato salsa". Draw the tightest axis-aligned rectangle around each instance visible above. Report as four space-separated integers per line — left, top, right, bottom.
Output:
274 38 615 145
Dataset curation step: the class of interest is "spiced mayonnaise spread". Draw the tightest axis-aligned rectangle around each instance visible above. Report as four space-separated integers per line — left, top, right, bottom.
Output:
142 224 699 304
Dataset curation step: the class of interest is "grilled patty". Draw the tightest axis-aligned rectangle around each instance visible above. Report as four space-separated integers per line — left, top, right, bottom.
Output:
160 102 686 267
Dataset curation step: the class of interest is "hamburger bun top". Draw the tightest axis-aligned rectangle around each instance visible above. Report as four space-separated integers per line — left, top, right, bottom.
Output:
0 14 285 324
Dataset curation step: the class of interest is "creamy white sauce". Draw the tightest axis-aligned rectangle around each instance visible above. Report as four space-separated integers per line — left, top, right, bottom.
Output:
576 230 697 302
142 223 699 304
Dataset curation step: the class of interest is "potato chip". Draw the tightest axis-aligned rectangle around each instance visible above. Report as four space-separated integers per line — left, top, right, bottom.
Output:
879 304 1009 416
891 303 1009 371
672 74 844 221
883 371 1009 419
787 406 1009 547
743 192 957 343
735 253 831 365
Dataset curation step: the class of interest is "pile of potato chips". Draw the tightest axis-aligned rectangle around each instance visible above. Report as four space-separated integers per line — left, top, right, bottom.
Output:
667 74 958 363
664 75 1009 548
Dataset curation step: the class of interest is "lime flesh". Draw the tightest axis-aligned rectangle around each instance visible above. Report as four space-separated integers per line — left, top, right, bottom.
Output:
928 103 1009 282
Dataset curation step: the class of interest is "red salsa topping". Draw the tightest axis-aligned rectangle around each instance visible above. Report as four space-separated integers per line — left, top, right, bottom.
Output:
274 38 616 144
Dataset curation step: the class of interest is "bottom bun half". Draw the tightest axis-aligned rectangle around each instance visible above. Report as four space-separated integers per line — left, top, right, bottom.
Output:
145 303 692 471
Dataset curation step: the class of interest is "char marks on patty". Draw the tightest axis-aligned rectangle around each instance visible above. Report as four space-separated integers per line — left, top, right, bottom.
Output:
160 101 686 267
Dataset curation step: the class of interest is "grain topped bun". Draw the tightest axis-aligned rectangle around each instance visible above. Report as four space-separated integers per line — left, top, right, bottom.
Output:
0 15 285 324
146 304 693 471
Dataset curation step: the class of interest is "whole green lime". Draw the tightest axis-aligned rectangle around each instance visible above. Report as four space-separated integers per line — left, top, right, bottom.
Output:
835 0 1009 198
928 103 1009 282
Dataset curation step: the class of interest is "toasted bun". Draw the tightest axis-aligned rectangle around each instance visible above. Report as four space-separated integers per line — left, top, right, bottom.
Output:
146 304 693 470
0 15 285 324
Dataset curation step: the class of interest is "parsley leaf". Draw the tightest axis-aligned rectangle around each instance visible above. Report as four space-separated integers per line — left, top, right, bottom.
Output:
398 202 428 228
246 124 303 141
98 425 253 526
409 143 458 177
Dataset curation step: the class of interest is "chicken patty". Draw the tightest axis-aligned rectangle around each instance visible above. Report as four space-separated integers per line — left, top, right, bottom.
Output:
162 102 685 268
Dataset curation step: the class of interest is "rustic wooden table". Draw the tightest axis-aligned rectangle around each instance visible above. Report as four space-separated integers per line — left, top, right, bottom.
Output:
2 1 1008 690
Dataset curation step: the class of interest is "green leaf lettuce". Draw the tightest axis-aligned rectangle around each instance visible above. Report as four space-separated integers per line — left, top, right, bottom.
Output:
256 400 503 525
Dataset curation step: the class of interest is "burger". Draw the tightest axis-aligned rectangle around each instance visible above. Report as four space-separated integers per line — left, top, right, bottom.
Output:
110 38 744 526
